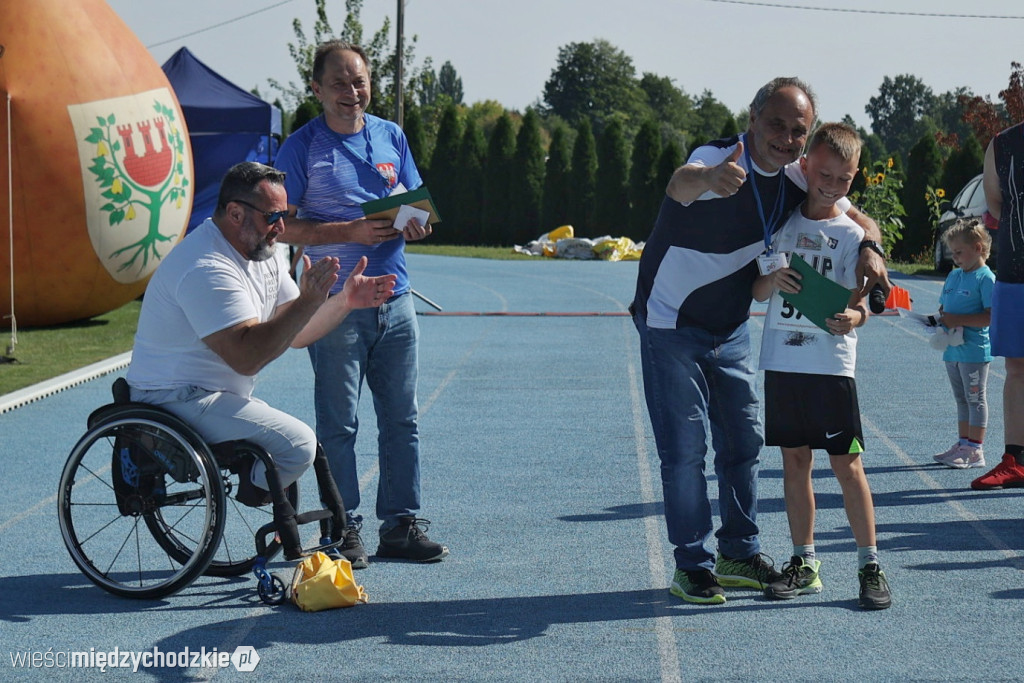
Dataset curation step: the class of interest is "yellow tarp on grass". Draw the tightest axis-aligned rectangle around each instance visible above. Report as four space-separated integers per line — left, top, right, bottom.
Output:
513 225 644 261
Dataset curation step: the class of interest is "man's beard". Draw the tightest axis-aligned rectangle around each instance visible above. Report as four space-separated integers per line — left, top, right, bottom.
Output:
241 218 276 261
248 239 276 262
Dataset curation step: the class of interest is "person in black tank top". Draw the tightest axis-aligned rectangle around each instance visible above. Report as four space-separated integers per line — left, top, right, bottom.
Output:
971 123 1024 490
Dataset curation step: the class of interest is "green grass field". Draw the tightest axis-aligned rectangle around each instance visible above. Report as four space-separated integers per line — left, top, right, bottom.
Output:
0 300 141 395
0 247 934 396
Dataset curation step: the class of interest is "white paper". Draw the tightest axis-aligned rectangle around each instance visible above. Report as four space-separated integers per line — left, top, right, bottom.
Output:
395 203 429 230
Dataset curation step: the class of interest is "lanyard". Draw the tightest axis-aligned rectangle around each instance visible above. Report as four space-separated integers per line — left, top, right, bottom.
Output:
337 120 395 190
743 137 787 253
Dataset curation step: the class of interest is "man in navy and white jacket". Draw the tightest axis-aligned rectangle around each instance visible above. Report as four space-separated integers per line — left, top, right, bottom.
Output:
631 77 889 605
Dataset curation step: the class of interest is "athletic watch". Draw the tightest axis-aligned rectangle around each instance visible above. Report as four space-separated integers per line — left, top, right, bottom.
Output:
859 240 886 259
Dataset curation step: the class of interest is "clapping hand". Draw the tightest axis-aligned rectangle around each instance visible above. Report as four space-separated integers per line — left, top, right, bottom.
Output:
343 256 397 308
299 255 341 302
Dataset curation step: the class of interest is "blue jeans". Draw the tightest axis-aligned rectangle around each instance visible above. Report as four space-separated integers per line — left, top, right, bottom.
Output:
634 317 763 571
308 292 421 530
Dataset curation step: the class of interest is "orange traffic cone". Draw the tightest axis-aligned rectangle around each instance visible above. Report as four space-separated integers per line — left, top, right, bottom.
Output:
885 285 911 310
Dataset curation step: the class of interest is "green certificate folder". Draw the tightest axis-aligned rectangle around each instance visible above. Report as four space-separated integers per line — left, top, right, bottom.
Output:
779 253 853 334
361 186 442 224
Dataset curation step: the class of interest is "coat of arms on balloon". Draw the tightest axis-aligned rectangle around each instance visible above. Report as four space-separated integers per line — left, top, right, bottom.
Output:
69 90 190 283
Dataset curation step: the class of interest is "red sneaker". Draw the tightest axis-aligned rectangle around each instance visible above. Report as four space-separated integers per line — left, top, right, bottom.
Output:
970 454 1024 490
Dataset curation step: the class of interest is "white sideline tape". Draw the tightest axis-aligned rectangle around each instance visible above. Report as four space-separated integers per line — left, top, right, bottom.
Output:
0 351 131 415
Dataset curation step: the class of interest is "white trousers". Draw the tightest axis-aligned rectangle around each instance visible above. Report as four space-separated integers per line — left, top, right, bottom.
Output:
129 385 316 490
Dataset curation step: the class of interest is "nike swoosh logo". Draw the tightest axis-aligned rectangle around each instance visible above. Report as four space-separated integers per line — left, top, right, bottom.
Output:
826 431 843 439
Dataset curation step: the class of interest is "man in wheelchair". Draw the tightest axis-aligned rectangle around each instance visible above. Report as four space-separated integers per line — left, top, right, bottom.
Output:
124 162 396 508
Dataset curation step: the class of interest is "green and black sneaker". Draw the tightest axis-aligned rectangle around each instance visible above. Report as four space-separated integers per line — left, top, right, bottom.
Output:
670 568 726 605
713 552 784 589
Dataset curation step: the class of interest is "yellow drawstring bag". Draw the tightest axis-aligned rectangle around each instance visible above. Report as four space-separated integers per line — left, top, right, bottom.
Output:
290 551 369 612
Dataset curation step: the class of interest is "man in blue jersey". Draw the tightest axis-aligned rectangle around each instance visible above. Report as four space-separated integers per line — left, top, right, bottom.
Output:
631 77 888 605
275 40 447 567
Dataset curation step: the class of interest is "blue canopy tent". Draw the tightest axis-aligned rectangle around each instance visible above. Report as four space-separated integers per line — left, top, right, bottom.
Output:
161 47 282 232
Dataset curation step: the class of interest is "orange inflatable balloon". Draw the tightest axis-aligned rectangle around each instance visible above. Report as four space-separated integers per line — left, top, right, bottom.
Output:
0 0 193 328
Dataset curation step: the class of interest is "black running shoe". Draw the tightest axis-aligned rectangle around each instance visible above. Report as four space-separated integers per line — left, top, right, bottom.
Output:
376 517 449 562
764 556 823 600
858 563 892 610
338 523 369 569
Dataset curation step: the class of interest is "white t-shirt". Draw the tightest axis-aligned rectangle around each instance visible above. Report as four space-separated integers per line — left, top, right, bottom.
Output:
758 207 864 378
126 219 299 398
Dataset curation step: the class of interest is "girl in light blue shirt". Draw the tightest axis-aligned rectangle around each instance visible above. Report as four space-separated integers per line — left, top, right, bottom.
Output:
933 219 996 469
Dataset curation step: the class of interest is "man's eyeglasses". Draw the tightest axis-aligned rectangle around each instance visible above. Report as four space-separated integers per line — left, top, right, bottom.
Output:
230 198 289 225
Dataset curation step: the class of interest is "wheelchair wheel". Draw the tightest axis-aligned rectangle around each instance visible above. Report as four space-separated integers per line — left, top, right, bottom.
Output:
58 410 225 599
149 454 299 577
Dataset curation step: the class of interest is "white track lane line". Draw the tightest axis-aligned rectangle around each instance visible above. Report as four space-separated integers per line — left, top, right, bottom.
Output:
624 320 682 683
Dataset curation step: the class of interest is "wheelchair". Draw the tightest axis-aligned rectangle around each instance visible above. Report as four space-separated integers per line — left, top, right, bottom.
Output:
58 378 348 604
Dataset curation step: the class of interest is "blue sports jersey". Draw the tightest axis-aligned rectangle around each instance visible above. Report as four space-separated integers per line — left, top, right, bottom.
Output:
276 114 422 295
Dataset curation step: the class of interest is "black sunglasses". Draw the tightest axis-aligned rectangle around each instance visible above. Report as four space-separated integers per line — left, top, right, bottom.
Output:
231 198 289 225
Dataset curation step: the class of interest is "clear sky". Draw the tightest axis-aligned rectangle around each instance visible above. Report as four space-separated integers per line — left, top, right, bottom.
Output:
106 0 1024 132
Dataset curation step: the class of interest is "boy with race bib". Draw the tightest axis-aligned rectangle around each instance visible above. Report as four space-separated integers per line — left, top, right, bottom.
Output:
752 122 892 610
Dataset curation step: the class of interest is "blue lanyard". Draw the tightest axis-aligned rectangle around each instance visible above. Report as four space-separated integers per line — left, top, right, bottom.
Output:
337 120 395 190
743 138 787 252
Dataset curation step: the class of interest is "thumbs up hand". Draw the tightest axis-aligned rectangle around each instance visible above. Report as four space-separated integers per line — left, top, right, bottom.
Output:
706 141 747 197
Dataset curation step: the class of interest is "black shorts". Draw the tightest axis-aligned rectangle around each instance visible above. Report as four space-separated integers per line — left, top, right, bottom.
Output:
764 371 864 456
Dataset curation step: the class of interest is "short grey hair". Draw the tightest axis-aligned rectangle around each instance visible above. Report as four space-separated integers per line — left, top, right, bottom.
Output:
215 162 286 214
749 77 817 119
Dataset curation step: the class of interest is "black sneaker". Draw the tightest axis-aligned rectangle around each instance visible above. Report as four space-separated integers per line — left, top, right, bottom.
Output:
764 556 823 600
670 569 726 605
337 523 369 569
376 516 449 562
713 552 784 589
858 563 892 610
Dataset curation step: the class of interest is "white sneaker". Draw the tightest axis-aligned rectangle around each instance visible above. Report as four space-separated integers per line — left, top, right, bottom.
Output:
933 442 962 464
938 444 986 469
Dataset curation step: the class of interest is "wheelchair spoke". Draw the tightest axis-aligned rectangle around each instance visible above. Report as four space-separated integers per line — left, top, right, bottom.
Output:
75 509 128 547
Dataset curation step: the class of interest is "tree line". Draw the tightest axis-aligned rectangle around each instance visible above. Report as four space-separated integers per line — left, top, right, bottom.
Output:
266 0 1024 257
